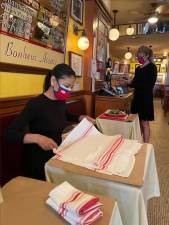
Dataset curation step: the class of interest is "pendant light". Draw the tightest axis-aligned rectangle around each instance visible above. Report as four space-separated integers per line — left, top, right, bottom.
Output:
124 47 132 60
148 15 158 24
109 10 120 41
126 25 135 35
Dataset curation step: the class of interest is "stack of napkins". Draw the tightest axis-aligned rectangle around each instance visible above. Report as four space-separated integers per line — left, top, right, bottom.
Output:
46 181 103 225
53 119 142 177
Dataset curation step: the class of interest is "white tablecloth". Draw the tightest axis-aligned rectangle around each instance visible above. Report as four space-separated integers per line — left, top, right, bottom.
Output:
45 144 160 225
1 177 123 225
96 114 142 142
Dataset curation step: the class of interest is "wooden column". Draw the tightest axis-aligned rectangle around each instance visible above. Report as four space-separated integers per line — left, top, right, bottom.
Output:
83 0 97 91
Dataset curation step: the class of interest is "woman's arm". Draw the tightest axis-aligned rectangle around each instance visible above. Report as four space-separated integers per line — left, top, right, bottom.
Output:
129 65 157 90
5 99 58 150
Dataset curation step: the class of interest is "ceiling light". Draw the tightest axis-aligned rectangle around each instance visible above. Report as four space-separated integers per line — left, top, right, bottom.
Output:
125 47 132 60
109 10 120 41
109 28 120 41
163 51 168 57
126 25 134 35
148 15 158 24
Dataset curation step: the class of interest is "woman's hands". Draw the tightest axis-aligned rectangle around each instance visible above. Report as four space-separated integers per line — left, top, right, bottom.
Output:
23 134 58 151
79 115 96 124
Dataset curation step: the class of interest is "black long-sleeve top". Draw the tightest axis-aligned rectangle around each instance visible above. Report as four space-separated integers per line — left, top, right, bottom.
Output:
5 94 80 179
129 62 157 93
6 94 79 146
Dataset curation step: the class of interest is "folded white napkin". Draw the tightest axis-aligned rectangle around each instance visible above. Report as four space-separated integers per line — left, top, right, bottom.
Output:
54 119 142 177
47 198 103 225
46 181 103 225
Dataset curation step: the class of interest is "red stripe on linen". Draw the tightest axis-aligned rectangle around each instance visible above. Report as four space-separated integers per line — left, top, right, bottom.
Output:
76 196 100 215
95 136 123 166
59 191 82 216
99 138 124 170
99 113 128 121
80 208 103 225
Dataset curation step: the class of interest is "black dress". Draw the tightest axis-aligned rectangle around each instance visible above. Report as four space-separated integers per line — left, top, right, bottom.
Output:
130 62 157 121
5 94 79 180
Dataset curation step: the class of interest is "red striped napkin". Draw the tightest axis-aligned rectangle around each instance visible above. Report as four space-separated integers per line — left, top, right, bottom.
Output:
99 113 128 121
46 181 103 225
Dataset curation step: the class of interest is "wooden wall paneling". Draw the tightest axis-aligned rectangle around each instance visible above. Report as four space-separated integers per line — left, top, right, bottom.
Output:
83 1 97 91
95 93 133 117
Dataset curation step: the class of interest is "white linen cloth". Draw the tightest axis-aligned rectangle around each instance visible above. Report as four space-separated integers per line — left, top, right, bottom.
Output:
46 144 160 225
46 181 103 225
96 114 142 142
53 118 142 177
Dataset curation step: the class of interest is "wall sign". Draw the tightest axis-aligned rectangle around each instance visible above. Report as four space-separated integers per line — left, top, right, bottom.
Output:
0 0 70 71
0 33 64 69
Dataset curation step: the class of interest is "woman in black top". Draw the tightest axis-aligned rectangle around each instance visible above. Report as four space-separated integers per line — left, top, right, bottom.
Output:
6 64 95 180
129 46 157 142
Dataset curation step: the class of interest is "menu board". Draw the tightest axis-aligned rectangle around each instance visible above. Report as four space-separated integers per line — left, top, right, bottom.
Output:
0 0 69 53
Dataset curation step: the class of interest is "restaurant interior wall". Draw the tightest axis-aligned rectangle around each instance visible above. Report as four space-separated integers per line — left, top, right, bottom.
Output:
0 11 84 98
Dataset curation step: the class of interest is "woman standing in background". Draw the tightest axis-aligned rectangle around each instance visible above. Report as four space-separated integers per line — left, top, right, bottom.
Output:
129 45 157 142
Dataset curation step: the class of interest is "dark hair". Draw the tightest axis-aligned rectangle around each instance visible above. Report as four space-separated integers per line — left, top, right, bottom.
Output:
43 63 76 91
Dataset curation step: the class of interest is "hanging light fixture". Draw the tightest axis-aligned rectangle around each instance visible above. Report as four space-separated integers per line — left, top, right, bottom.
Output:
73 24 89 50
109 10 120 41
124 47 132 60
148 15 158 24
126 25 135 35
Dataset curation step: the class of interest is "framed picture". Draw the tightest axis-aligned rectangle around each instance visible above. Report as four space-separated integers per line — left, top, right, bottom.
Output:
96 30 107 63
96 19 108 63
71 0 84 25
156 64 161 72
69 52 83 77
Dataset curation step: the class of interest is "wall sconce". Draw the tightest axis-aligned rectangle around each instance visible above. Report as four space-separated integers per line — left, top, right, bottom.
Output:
73 24 89 50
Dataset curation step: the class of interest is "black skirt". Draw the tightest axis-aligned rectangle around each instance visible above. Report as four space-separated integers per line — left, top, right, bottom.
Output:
131 91 154 121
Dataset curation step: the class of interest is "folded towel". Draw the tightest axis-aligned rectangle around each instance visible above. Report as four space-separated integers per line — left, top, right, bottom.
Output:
99 113 128 121
48 181 102 216
47 198 103 225
53 119 142 177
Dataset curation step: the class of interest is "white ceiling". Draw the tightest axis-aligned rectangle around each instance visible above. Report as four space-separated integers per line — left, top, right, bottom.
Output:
102 0 169 58
103 0 169 24
109 33 169 59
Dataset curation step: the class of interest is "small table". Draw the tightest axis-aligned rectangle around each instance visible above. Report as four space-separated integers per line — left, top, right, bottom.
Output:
1 177 123 225
96 114 142 142
45 144 160 225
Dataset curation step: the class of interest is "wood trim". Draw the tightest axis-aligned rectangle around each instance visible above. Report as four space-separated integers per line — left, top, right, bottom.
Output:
0 90 95 118
95 0 112 24
0 62 49 75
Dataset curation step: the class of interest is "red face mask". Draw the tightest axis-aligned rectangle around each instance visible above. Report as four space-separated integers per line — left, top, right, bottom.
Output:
137 57 145 65
53 84 71 101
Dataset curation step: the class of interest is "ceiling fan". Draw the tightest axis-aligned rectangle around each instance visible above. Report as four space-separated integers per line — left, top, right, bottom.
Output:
143 2 169 23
